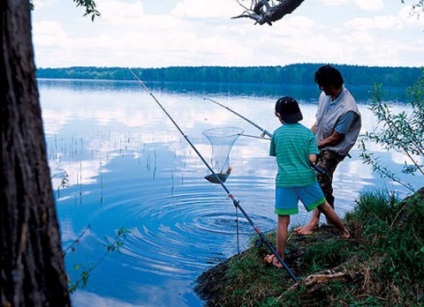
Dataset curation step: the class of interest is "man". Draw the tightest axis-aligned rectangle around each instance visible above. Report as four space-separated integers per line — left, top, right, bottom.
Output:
295 65 361 235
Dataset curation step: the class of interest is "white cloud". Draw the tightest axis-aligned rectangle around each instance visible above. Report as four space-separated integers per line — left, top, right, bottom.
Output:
33 0 56 8
31 0 424 68
321 0 348 6
33 21 67 47
354 0 384 11
72 291 136 307
345 15 403 31
172 0 240 19
98 0 145 23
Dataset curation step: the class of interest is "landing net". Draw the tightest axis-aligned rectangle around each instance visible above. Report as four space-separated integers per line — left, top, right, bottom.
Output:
202 127 244 181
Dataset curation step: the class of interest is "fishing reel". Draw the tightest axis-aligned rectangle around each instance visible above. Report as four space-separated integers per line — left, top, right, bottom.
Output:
255 238 264 248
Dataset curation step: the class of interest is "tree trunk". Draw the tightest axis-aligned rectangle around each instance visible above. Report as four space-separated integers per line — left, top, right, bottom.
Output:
1 1 70 306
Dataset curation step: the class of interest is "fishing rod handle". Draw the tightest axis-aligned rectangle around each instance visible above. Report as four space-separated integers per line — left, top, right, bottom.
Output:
261 130 272 138
311 163 326 175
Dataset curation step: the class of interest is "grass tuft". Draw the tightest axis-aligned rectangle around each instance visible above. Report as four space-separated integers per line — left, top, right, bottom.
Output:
195 188 424 306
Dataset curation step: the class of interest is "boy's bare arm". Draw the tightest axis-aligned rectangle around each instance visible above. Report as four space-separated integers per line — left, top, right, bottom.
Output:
309 154 317 164
311 122 317 133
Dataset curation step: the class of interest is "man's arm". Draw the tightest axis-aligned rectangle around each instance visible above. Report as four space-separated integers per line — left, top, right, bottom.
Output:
317 111 357 148
317 131 345 149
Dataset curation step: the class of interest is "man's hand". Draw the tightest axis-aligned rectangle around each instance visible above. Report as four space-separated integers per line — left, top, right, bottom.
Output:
318 131 345 148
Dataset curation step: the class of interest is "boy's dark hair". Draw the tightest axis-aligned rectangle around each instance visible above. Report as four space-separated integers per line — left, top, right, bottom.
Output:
314 65 344 89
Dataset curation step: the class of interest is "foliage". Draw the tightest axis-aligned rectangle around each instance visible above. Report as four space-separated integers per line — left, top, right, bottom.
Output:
67 226 130 293
360 70 424 192
74 0 100 21
195 189 424 306
54 171 70 198
346 190 424 285
30 0 100 20
402 0 424 18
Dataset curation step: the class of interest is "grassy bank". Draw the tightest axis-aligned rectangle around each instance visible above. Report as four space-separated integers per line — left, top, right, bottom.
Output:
195 188 424 306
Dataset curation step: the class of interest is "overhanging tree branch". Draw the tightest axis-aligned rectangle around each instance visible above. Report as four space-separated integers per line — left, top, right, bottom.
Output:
232 0 305 25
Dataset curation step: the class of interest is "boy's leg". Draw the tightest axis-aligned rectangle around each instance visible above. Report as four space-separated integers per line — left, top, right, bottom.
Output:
265 188 296 267
317 201 350 238
275 215 290 267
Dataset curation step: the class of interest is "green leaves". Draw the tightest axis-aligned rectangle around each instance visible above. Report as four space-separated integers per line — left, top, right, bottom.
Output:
67 226 131 292
74 0 101 21
31 0 100 20
360 71 424 192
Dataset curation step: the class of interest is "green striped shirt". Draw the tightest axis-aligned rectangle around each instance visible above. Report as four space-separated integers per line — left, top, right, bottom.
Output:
270 123 319 187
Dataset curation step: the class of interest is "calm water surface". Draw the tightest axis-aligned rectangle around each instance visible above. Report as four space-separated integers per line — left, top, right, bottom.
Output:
38 79 421 307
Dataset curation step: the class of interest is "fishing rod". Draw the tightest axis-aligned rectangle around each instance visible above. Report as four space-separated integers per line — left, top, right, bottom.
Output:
204 97 272 138
204 97 327 175
128 68 298 283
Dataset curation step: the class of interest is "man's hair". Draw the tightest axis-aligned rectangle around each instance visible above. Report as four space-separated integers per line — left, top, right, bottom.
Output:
314 65 344 89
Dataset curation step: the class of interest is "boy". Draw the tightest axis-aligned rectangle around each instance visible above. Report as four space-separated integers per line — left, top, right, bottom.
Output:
264 96 349 268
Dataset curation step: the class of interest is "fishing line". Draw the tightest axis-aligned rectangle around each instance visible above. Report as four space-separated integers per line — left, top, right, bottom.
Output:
129 68 298 283
235 206 240 255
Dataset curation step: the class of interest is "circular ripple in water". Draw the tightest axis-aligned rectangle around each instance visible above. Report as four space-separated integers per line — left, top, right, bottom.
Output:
109 189 275 277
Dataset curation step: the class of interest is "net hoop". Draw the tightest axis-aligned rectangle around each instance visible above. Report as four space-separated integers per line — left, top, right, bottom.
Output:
202 126 244 174
202 126 244 139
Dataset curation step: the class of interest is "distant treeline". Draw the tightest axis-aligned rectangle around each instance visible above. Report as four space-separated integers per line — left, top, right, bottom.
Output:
36 64 423 87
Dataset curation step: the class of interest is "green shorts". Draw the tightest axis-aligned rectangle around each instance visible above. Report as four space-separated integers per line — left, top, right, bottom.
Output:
275 182 325 215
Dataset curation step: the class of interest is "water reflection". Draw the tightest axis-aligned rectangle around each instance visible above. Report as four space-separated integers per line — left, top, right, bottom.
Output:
39 78 409 102
38 79 421 307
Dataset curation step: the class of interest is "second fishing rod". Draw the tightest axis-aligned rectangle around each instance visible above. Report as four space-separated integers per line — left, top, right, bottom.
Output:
128 68 298 283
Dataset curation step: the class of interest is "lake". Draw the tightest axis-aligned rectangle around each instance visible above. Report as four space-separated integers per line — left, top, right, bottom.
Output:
38 78 422 306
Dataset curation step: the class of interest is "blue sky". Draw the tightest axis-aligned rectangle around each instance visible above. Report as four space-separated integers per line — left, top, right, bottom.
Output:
32 0 424 68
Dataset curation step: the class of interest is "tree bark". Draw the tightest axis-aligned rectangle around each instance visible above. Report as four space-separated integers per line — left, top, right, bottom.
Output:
233 0 305 25
1 1 70 306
